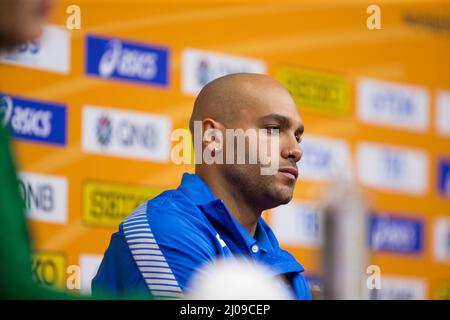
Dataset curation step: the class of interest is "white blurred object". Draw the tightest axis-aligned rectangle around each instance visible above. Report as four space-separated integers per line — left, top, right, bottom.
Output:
320 173 370 300
185 259 294 300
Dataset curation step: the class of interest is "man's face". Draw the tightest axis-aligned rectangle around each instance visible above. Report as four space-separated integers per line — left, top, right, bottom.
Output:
221 84 304 210
0 0 52 50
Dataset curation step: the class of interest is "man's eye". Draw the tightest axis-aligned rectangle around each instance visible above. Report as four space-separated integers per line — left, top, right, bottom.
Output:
266 126 280 135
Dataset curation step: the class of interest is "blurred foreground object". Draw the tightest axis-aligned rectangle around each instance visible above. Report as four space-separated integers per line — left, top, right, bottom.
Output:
320 176 370 300
0 0 62 299
0 0 52 50
0 0 150 299
186 259 294 300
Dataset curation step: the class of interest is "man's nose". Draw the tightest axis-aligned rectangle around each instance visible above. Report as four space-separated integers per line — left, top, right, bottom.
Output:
281 137 302 163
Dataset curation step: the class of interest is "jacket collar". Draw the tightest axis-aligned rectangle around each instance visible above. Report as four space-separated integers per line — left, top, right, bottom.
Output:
178 173 259 248
177 173 217 205
177 173 304 274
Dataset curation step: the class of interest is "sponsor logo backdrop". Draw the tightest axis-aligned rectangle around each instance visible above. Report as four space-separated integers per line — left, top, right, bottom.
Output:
0 1 449 299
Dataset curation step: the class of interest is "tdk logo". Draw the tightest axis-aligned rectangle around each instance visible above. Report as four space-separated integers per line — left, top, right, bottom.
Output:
0 94 67 146
358 78 429 132
370 214 423 254
85 35 169 87
372 92 414 116
438 159 450 197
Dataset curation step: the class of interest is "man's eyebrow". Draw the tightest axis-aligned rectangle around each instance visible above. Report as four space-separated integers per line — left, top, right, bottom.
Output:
258 113 304 134
258 113 290 126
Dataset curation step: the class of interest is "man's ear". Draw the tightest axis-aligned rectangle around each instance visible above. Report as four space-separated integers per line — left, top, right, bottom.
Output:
202 118 219 142
202 118 224 152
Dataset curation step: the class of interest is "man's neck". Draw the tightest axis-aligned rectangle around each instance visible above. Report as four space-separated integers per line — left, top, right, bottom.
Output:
196 169 261 237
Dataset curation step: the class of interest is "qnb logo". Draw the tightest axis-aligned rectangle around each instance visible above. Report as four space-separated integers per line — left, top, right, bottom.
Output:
0 95 52 138
17 179 54 213
372 92 414 117
17 172 67 224
182 48 267 95
96 115 112 146
83 106 171 162
383 152 404 180
98 40 158 80
117 120 158 149
196 59 210 87
95 115 158 150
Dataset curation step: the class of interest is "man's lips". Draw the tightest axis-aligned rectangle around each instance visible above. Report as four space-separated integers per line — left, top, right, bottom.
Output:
278 167 298 181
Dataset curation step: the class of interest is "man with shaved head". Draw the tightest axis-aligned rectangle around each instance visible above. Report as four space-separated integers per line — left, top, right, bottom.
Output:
93 73 312 300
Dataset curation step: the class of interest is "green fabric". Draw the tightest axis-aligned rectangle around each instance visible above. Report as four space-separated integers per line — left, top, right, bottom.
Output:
0 125 73 298
0 126 152 299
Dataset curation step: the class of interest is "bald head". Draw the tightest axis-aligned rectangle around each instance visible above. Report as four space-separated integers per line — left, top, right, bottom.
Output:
190 72 304 213
189 73 294 133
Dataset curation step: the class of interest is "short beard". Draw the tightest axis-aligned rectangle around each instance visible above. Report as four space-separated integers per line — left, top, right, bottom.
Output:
225 164 294 211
